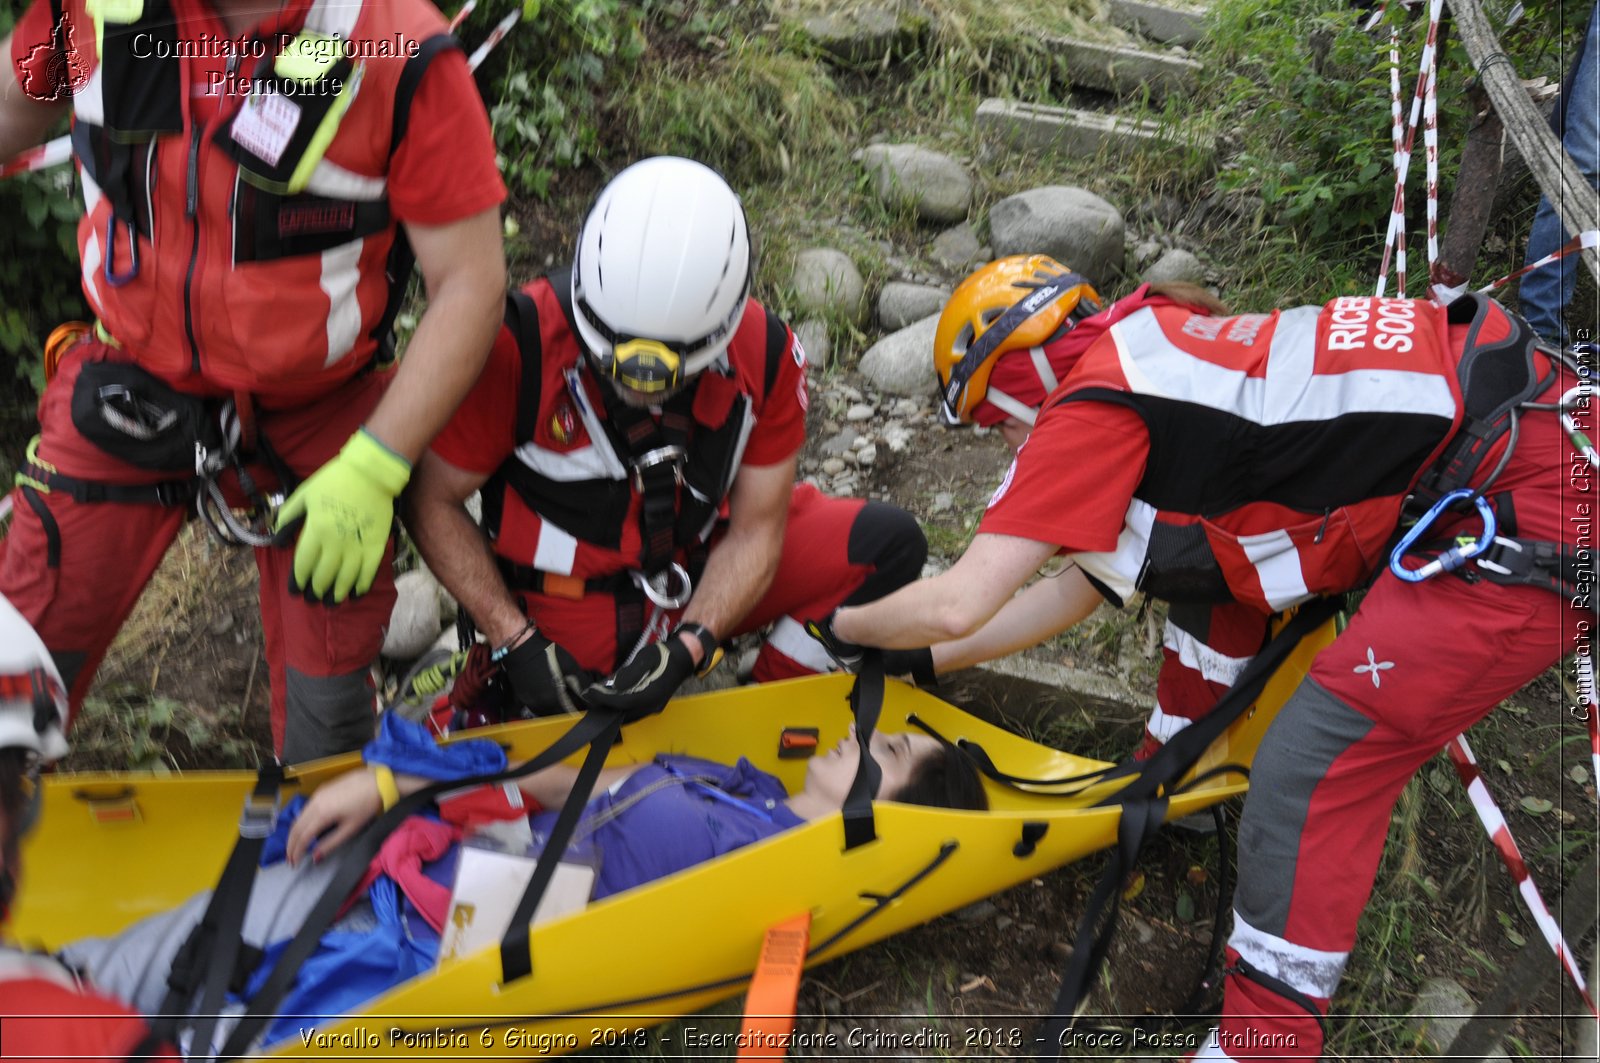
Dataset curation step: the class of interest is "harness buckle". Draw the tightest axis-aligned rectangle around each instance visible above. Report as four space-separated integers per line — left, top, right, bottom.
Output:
630 562 693 609
630 445 685 493
239 791 279 840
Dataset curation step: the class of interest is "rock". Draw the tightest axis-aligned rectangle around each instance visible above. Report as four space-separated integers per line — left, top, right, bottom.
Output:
988 186 1126 284
821 458 847 475
383 569 445 661
796 4 929 63
878 281 951 330
859 312 940 396
931 223 986 272
881 422 913 452
1134 239 1163 266
932 491 954 512
792 249 868 326
1405 977 1507 1059
955 900 1000 922
856 143 973 224
794 318 831 369
820 428 859 457
845 403 876 421
1143 247 1206 285
857 443 878 465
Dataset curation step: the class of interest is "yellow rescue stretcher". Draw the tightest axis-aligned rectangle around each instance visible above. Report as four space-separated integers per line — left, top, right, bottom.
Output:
13 618 1334 1058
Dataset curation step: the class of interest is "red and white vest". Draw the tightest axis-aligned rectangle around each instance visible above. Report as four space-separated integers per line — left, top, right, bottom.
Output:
1055 294 1536 613
481 273 794 585
63 0 456 400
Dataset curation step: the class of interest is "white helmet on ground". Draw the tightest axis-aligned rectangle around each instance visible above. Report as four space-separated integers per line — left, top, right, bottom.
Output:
571 156 752 399
0 595 69 764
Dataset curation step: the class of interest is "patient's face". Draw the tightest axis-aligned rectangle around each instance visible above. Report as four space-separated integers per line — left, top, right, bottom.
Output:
806 728 942 807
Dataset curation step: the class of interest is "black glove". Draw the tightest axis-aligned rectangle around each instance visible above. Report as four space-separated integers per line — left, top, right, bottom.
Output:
583 625 711 722
803 612 865 672
499 631 592 716
882 647 938 687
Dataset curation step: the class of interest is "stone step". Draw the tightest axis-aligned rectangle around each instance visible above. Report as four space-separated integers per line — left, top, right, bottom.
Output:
976 98 1215 168
1105 0 1208 49
1043 35 1201 100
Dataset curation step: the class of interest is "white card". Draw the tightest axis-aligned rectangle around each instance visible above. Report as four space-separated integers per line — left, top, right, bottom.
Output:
232 92 302 168
437 845 596 966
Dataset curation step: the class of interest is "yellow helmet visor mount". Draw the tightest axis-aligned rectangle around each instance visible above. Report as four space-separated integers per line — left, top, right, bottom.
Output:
611 338 683 396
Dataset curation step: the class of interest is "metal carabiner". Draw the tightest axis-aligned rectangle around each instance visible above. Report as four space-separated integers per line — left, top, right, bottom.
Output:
1388 488 1498 583
629 445 686 493
629 562 693 609
102 215 141 287
1556 384 1600 470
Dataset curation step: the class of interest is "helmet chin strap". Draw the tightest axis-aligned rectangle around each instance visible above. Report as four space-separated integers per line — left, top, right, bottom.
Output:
984 387 1039 426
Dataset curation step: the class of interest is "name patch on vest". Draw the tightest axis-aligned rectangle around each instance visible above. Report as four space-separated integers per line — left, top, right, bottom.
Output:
277 201 357 237
1325 296 1417 353
233 92 302 167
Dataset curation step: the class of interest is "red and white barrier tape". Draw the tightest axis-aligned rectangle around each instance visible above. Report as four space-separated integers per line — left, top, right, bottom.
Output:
1389 22 1408 296
466 9 519 73
1375 0 1444 298
0 135 71 180
4 8 518 178
447 0 476 33
1474 230 1600 294
1447 733 1599 1018
1576 651 1600 794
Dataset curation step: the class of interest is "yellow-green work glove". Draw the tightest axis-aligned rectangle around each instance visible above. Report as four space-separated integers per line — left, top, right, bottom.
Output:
274 428 411 603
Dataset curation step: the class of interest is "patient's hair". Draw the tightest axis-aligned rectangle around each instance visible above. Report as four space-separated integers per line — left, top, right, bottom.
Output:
891 740 988 812
1145 281 1230 316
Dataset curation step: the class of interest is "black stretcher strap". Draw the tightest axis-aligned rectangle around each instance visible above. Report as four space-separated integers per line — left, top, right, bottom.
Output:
216 708 623 1060
841 650 885 850
1034 597 1341 1059
151 762 283 1059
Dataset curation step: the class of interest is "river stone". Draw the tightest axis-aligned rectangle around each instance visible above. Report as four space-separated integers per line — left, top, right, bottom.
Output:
857 143 974 224
794 318 831 369
988 186 1125 284
792 248 868 326
878 281 951 330
1142 247 1206 285
931 223 985 272
383 569 445 661
860 312 940 396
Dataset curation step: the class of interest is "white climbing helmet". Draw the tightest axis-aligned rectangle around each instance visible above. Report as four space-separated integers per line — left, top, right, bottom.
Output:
571 156 752 399
0 594 69 763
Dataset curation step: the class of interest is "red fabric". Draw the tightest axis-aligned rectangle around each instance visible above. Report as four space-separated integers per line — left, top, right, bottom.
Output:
348 815 460 934
430 326 521 474
9 0 505 404
1215 947 1327 1060
969 284 1207 426
976 401 1149 554
0 975 178 1061
0 340 396 752
436 781 540 830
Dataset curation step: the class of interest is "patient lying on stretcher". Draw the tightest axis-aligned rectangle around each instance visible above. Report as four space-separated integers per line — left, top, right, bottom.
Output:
59 716 986 1053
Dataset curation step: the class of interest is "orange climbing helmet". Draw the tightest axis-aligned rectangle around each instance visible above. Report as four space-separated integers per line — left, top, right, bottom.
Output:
934 255 1102 426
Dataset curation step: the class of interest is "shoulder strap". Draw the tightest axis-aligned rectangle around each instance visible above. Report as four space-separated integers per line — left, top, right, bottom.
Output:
761 307 789 399
390 33 462 159
506 288 544 444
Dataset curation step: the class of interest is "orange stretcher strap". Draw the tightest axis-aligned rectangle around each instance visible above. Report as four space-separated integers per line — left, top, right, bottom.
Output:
736 911 811 1060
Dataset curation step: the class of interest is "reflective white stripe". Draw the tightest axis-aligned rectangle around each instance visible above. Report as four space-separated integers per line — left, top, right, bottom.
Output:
1108 307 1457 425
1145 701 1192 743
0 949 81 989
1029 345 1058 392
319 240 364 367
563 369 629 480
1164 621 1253 687
1231 913 1348 999
305 0 362 38
532 521 578 576
1189 1035 1241 1062
73 63 104 126
1071 498 1156 604
513 440 626 483
765 616 838 673
984 387 1038 426
80 225 105 314
305 160 386 201
1238 529 1311 611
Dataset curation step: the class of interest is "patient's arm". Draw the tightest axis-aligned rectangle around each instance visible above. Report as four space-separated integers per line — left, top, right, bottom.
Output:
286 761 643 865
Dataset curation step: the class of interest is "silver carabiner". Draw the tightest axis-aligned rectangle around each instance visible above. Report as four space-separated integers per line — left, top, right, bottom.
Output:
630 562 693 609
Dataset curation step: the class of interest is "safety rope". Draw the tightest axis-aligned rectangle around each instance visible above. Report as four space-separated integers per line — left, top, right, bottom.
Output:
1445 733 1600 1019
1375 0 1445 298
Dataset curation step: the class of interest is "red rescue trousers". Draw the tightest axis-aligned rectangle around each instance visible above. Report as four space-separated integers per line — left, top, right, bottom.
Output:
1202 382 1583 1060
0 340 396 763
513 484 927 680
